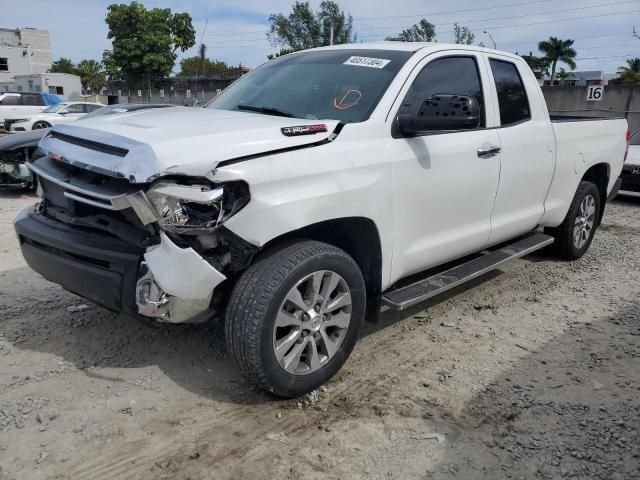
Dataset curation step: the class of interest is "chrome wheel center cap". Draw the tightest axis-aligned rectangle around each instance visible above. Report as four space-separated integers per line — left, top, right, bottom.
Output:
310 317 321 331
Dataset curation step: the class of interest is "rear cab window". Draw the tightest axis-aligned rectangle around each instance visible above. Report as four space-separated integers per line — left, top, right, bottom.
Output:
489 59 531 126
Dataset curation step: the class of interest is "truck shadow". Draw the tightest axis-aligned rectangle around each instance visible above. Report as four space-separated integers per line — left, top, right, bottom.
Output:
0 264 510 408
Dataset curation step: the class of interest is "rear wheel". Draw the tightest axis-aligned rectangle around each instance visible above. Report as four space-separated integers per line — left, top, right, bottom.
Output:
225 241 365 397
547 181 601 260
32 121 50 130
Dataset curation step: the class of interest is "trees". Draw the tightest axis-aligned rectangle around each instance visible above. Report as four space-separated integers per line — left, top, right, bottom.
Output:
537 37 576 85
267 1 354 57
386 19 436 42
615 58 640 85
77 60 106 92
520 52 550 80
179 57 230 76
453 23 475 45
49 58 76 74
102 2 196 88
556 68 573 86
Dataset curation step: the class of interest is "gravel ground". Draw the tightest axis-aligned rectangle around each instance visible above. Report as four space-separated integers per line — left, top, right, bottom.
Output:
0 190 639 480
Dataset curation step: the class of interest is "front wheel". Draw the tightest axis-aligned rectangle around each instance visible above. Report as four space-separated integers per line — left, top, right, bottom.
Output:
547 180 601 260
32 121 51 130
225 241 365 397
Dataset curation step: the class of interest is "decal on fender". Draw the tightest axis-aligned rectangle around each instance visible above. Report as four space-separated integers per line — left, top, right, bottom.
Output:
281 124 328 136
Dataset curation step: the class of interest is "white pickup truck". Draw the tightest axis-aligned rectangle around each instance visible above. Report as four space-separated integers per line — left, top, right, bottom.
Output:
14 43 628 397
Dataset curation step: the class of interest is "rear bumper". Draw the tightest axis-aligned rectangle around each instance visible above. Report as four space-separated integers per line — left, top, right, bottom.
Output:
619 168 640 194
13 205 143 314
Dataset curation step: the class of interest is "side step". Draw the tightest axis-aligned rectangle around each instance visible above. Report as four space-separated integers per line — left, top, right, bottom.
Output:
382 233 554 311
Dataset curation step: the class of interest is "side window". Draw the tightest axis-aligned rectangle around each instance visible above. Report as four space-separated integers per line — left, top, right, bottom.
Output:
64 104 85 114
86 104 102 113
22 94 42 106
399 56 485 129
489 59 531 126
0 94 20 105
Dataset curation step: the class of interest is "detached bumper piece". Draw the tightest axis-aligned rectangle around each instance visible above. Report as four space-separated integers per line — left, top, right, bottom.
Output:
136 232 226 323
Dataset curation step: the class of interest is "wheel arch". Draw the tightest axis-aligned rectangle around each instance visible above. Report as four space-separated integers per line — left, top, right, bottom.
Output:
581 162 609 226
259 217 383 321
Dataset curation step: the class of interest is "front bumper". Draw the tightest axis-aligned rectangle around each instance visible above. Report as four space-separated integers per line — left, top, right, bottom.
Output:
14 206 227 322
14 205 143 313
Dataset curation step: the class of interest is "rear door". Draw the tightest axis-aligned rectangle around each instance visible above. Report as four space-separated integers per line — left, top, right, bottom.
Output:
485 55 555 245
388 51 502 281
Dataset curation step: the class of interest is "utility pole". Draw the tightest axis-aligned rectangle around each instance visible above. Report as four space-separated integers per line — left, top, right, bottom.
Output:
329 23 334 46
192 19 208 107
483 30 497 49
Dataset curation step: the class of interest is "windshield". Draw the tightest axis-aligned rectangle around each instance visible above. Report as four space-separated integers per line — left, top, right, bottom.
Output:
207 49 413 123
631 129 640 146
43 104 66 113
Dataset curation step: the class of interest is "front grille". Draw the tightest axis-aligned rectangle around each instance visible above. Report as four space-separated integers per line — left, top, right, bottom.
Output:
30 156 154 247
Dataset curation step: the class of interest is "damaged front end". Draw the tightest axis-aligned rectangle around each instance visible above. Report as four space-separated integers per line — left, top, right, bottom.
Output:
131 180 252 323
19 151 254 324
0 147 36 188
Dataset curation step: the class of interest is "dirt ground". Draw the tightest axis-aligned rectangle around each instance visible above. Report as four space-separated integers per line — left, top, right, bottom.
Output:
0 190 639 480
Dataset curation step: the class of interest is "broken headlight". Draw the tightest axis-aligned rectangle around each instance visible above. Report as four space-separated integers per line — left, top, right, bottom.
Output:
146 180 249 234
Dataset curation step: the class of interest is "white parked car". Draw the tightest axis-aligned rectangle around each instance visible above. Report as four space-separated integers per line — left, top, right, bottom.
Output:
4 101 103 132
618 128 640 197
0 92 63 129
15 43 628 397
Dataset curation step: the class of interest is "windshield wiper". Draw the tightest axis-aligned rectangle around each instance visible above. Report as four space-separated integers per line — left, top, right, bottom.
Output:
237 104 295 118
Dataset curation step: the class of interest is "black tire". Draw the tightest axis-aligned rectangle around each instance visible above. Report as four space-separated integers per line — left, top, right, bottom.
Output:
225 240 366 397
32 121 51 130
546 180 601 260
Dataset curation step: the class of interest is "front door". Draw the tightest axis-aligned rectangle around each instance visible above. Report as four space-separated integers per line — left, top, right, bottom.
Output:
389 52 501 282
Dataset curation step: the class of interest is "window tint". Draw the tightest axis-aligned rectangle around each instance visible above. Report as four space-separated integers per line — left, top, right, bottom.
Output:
489 59 530 126
64 104 85 114
400 56 485 129
86 104 102 112
0 94 20 105
22 94 44 106
631 129 640 146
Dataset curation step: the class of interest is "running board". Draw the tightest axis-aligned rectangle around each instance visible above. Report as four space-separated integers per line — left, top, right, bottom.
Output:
382 233 554 311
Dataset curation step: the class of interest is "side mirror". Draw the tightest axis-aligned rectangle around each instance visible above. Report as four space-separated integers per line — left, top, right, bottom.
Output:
397 94 480 136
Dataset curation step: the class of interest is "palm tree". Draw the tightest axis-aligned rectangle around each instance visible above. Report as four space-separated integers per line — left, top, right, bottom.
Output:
538 37 577 85
616 58 640 85
76 59 106 92
556 68 573 86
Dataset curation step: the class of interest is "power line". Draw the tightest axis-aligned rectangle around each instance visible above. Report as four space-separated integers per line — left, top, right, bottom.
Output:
351 0 639 33
201 0 558 37
201 0 635 38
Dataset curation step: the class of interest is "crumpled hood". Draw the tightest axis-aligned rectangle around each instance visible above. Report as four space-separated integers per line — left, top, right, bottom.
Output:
37 106 341 183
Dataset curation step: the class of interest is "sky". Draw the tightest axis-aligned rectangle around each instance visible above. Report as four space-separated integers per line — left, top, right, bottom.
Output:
2 0 639 74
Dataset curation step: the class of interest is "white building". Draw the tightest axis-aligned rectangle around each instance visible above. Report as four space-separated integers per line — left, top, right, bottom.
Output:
0 27 52 84
12 73 82 100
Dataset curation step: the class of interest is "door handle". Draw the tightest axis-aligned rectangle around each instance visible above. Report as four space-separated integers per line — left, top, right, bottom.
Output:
477 145 501 158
